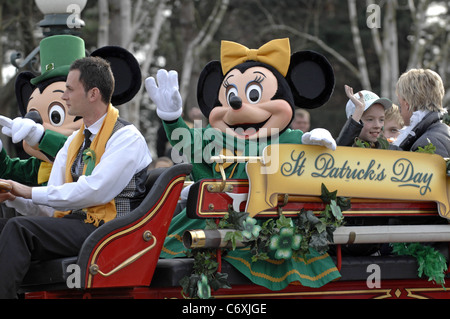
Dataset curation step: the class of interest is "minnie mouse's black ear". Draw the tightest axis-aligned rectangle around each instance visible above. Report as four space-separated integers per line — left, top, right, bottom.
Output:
15 72 37 116
91 46 142 106
197 61 223 118
287 51 335 109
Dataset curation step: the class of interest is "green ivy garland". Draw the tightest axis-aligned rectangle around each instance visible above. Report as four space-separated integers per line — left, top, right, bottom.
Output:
389 142 448 286
391 242 447 286
180 184 348 299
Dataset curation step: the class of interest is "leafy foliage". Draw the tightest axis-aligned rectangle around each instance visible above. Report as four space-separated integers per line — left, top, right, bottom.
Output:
354 137 389 149
391 243 447 286
180 249 231 299
388 142 448 287
182 184 349 297
443 113 450 126
377 137 390 150
416 142 437 154
217 185 348 260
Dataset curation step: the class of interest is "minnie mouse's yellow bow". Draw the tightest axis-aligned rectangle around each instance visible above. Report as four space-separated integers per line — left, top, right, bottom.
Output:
221 38 291 77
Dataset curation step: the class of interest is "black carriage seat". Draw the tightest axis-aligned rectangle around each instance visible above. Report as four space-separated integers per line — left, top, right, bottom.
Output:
19 163 192 294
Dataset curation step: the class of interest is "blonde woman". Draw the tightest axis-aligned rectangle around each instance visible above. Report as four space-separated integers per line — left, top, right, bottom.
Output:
393 69 450 157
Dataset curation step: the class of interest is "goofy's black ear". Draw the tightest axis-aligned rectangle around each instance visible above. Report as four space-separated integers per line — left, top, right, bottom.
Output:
15 72 37 117
287 51 335 109
197 61 223 119
91 46 142 106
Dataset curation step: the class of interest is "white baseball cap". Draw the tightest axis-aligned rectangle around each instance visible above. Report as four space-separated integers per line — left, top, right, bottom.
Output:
346 90 392 119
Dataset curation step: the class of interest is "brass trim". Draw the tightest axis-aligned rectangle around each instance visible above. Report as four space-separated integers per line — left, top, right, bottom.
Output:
89 231 157 278
213 288 393 299
184 230 206 249
209 155 262 192
196 208 437 218
207 184 234 193
405 287 450 299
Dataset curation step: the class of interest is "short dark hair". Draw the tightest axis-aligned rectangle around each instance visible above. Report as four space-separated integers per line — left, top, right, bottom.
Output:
70 56 115 105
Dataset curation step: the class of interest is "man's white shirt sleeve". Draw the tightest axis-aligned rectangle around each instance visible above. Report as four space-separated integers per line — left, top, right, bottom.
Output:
30 125 152 213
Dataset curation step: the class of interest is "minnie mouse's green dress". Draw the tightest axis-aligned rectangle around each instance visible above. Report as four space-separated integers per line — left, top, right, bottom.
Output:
159 118 340 290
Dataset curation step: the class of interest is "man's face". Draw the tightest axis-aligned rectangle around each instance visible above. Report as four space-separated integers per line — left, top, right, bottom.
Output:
62 69 89 118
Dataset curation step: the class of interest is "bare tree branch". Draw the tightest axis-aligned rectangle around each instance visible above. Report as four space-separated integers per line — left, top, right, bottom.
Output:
407 0 430 69
128 0 170 129
348 0 371 90
259 24 363 85
97 0 109 48
179 0 230 105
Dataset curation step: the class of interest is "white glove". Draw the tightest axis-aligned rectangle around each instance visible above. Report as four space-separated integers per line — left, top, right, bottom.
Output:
145 69 183 121
0 116 44 147
302 128 337 151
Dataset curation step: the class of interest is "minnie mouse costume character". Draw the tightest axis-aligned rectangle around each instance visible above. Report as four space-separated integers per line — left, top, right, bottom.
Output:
146 38 341 290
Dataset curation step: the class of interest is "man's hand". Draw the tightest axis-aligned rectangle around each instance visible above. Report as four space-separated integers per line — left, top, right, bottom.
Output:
0 181 15 203
0 179 32 200
145 69 183 121
0 192 15 203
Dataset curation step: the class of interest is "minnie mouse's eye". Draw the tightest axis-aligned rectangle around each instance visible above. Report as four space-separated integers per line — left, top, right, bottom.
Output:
226 86 238 107
246 84 262 104
48 103 66 127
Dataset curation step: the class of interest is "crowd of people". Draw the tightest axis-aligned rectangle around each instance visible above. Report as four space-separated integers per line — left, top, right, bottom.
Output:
335 68 449 158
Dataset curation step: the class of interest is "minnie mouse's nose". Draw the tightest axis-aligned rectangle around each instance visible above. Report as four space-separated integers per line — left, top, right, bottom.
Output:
230 96 242 110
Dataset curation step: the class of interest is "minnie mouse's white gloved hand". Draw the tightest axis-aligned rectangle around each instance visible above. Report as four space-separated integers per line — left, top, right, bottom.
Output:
302 128 337 151
0 116 44 147
145 69 183 122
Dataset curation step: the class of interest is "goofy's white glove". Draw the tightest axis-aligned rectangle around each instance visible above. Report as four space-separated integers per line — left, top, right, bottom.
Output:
145 70 183 122
302 128 337 151
0 116 44 147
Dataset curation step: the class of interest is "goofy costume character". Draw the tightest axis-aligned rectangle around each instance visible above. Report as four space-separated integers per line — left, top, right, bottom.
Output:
0 35 142 216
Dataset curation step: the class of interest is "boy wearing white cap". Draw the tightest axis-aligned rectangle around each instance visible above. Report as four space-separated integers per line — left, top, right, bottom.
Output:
336 85 392 148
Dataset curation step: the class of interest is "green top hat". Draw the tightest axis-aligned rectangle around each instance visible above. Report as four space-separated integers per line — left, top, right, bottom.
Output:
31 35 86 85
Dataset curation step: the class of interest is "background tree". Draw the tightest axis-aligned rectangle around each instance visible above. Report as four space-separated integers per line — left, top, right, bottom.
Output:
0 0 40 155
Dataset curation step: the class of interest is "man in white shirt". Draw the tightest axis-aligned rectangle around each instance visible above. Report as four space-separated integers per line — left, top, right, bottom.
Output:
0 56 152 298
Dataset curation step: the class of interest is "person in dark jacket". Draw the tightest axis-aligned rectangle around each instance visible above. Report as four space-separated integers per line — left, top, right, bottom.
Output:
336 85 392 148
392 68 450 158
